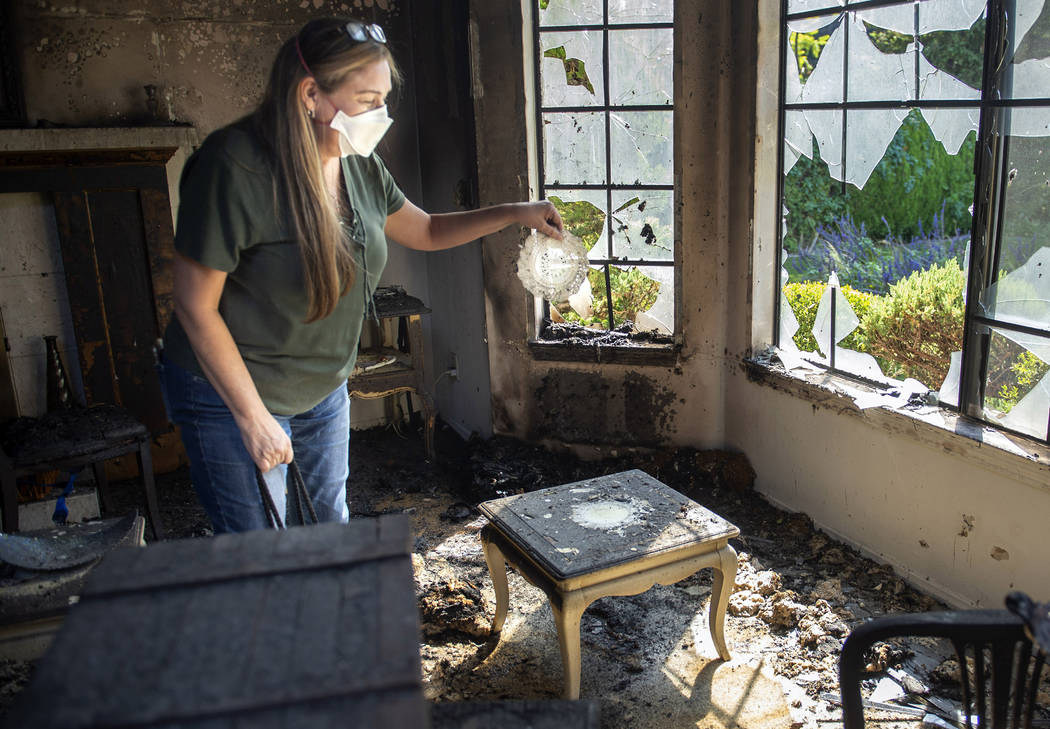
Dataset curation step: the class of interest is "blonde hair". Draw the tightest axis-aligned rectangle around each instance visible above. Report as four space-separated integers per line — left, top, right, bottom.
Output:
254 18 401 322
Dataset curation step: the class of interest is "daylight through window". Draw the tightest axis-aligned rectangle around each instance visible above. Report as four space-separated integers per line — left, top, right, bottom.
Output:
775 0 1050 444
531 0 675 337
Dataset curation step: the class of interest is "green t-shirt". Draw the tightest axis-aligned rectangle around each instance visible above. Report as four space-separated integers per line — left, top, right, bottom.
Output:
163 118 406 415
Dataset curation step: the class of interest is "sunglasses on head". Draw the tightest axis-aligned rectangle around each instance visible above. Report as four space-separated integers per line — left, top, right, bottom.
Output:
344 21 386 44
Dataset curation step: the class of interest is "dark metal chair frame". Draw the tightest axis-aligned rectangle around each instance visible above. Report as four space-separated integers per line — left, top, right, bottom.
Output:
839 609 1046 729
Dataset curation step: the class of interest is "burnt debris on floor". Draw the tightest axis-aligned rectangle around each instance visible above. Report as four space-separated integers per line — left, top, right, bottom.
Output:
3 420 1046 728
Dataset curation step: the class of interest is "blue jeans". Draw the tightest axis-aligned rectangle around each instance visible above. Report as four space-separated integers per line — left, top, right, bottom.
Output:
159 357 350 533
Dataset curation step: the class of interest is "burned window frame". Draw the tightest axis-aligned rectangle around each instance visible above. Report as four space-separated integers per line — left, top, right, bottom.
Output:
528 0 677 349
774 0 1050 446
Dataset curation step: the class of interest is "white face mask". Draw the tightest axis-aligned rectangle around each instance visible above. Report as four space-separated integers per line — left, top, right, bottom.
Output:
329 106 393 157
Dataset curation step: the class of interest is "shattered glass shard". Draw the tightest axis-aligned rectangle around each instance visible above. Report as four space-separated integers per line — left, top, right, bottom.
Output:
813 272 858 354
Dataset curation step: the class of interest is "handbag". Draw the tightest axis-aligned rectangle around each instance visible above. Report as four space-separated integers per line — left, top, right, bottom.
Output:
255 460 318 529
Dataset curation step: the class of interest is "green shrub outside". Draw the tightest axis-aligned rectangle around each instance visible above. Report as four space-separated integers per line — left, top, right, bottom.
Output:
784 261 1042 411
859 259 965 386
782 281 875 354
987 348 1050 415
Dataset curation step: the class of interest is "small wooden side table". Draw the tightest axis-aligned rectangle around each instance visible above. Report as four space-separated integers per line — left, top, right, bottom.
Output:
347 287 435 460
478 469 739 699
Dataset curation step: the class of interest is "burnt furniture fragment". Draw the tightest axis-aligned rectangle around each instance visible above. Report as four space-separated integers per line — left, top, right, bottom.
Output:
839 607 1046 729
6 515 428 729
0 514 145 661
478 469 740 699
0 405 163 539
348 286 436 460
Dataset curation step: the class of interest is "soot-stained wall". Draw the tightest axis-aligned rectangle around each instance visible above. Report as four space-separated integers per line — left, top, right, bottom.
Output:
528 370 678 447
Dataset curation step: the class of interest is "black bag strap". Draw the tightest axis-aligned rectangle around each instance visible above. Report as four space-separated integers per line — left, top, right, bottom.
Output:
255 460 318 529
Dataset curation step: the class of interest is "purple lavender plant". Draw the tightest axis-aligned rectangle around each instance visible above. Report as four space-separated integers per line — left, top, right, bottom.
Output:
787 204 969 294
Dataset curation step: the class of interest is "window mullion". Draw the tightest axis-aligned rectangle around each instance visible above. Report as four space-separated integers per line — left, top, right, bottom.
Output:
959 0 1009 420
602 0 615 331
773 0 789 349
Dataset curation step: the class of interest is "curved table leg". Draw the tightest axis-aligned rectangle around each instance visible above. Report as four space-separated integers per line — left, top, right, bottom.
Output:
480 526 509 633
709 543 738 661
551 591 589 700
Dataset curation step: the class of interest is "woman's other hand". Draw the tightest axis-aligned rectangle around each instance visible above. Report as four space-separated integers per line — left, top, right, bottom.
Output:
519 200 564 239
237 411 294 473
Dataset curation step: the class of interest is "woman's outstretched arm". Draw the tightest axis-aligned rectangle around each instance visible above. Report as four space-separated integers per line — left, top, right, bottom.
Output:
384 199 563 252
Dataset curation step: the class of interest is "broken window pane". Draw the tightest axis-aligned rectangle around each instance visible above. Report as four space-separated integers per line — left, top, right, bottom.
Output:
609 110 672 185
919 5 986 89
540 31 605 107
812 271 859 355
548 265 600 324
543 111 607 185
610 190 673 261
798 14 845 103
548 189 609 259
783 110 812 176
781 131 846 269
534 1 675 338
845 108 909 189
785 36 805 105
538 0 603 27
779 266 803 350
981 118 1050 327
633 265 674 333
917 50 982 103
982 327 1050 440
921 107 979 157
981 247 1050 341
1010 0 1050 65
918 0 986 34
591 264 670 331
608 0 672 24
1006 0 1050 101
608 29 673 107
856 4 915 36
847 16 916 102
787 0 843 14
804 108 844 182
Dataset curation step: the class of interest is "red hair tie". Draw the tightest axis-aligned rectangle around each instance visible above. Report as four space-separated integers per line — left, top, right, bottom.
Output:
295 35 312 76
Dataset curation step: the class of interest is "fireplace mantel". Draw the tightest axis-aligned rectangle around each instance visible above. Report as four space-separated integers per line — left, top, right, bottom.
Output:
0 127 199 214
0 126 198 152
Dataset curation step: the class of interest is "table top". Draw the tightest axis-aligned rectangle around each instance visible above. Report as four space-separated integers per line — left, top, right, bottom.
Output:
479 469 739 580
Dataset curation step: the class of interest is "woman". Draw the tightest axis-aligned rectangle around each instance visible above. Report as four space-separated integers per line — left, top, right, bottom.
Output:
160 17 562 533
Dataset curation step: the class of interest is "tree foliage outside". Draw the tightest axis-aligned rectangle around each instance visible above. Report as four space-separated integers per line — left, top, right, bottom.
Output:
782 111 976 264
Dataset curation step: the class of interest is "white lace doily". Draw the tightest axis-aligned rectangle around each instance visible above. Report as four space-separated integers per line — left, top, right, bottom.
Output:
516 230 589 301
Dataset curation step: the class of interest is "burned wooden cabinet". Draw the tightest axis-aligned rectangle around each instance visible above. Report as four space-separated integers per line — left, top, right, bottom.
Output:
0 147 179 434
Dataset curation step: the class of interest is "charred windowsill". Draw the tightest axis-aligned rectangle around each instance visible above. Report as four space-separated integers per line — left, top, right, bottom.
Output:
529 321 678 365
743 357 1050 490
